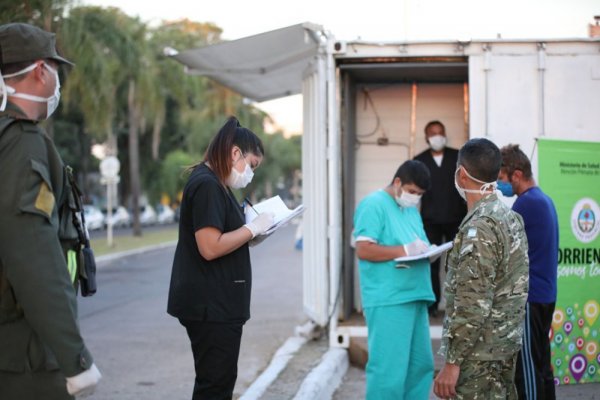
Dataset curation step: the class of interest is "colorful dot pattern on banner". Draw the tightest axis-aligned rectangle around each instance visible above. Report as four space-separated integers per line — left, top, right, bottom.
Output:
551 304 600 385
564 322 573 335
584 300 599 326
569 354 587 382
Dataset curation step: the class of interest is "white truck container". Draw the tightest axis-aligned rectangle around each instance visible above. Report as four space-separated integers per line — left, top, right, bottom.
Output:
170 23 600 347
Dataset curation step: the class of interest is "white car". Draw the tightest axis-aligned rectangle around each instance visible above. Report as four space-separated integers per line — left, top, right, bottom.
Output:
156 205 175 224
139 205 158 226
104 206 131 228
84 205 105 231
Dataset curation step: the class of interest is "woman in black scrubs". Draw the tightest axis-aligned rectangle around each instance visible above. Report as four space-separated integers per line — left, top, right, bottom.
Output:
167 117 274 399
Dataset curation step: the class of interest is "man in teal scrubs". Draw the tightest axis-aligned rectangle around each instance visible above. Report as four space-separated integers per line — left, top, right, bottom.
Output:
354 160 435 400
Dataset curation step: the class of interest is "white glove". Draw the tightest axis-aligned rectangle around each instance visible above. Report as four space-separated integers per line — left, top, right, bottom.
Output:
244 212 275 238
66 363 102 397
403 238 430 257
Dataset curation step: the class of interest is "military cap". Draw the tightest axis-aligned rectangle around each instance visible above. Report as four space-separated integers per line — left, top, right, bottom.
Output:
0 23 73 67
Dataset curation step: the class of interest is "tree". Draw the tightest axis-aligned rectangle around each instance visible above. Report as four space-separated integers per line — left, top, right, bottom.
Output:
0 0 72 31
60 7 122 147
147 19 224 160
3 4 303 223
153 150 195 204
60 7 163 236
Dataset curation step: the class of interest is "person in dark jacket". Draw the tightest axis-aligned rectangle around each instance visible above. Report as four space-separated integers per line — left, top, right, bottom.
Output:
0 23 101 399
414 120 467 316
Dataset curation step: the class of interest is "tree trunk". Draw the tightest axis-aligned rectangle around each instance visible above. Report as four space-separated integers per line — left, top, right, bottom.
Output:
78 124 90 200
128 79 142 236
151 111 163 161
265 180 273 199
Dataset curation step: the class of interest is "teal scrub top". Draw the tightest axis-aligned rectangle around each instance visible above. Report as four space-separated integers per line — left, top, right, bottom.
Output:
354 190 435 308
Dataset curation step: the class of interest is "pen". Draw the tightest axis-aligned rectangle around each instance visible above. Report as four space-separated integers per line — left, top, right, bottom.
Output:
244 197 259 215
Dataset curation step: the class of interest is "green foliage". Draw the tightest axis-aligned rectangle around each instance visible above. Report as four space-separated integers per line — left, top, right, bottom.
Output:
0 0 72 30
1 2 302 210
148 150 195 204
59 7 122 139
250 131 302 200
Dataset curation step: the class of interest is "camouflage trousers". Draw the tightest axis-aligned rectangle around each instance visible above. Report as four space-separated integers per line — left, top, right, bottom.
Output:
454 355 518 399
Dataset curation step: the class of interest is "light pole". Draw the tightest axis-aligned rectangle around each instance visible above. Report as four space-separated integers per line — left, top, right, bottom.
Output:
100 156 120 248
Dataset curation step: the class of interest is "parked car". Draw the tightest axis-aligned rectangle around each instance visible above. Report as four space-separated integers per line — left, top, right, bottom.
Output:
139 205 158 226
174 205 181 222
103 206 131 228
84 205 105 231
156 205 175 224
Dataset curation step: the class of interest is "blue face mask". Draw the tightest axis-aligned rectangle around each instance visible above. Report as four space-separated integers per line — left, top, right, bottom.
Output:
497 180 514 197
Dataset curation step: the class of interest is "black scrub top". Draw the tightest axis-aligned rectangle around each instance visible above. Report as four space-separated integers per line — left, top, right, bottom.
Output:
167 163 251 323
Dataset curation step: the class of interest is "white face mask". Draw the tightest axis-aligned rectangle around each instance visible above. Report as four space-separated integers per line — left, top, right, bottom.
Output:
227 154 254 189
395 187 422 208
0 62 61 118
454 165 497 200
428 135 447 152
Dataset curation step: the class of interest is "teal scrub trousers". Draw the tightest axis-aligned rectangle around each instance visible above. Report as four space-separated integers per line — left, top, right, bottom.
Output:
364 301 434 400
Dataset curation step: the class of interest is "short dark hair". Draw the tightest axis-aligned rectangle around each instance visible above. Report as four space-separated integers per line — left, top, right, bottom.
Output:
203 116 264 184
0 60 34 82
424 120 445 134
458 138 501 183
393 160 431 191
500 144 532 179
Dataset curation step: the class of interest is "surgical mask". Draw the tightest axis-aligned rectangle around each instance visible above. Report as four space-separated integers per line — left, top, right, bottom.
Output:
428 135 447 152
454 165 497 200
0 62 61 118
396 188 422 208
227 155 254 189
497 180 514 197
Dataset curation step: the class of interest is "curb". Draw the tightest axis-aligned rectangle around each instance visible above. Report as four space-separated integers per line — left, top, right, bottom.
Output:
293 347 349 400
95 241 177 266
240 336 308 400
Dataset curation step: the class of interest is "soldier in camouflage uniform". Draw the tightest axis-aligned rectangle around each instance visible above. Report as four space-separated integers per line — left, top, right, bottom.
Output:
433 138 529 400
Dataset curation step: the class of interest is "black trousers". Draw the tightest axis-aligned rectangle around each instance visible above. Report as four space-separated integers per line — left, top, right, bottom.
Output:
180 319 244 400
422 221 461 313
515 302 556 400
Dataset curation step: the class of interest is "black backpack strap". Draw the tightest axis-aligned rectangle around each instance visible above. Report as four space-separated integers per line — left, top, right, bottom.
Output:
64 165 98 297
64 165 89 247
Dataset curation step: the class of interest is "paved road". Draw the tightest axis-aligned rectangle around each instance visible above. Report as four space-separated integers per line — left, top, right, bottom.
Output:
79 224 304 400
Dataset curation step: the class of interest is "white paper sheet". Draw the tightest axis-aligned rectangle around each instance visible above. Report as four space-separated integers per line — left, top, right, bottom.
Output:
394 241 453 267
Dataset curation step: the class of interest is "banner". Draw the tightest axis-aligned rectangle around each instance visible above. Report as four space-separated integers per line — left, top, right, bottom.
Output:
538 138 600 385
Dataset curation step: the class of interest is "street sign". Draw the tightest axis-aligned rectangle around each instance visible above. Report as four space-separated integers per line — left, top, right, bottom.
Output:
100 156 120 247
100 156 120 179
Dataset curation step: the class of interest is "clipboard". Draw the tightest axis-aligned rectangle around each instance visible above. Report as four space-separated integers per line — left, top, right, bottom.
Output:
394 241 453 268
245 195 305 236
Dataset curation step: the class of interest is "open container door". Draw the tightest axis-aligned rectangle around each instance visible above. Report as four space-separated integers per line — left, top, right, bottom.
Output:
334 46 470 346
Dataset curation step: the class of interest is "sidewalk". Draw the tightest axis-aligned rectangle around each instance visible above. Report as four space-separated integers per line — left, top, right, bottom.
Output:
241 320 600 400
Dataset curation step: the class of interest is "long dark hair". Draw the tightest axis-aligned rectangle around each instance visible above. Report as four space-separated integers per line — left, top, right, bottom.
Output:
191 116 264 184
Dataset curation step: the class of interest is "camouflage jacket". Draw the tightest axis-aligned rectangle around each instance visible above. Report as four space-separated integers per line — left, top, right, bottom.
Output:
439 193 529 364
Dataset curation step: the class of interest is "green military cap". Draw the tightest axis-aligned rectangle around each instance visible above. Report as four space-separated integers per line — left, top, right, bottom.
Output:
0 22 73 67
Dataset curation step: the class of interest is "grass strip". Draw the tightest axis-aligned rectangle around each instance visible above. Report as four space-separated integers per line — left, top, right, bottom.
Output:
90 227 178 256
